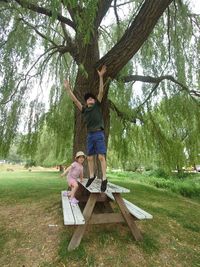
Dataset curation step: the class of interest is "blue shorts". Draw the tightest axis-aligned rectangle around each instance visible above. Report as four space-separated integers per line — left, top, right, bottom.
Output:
87 131 107 156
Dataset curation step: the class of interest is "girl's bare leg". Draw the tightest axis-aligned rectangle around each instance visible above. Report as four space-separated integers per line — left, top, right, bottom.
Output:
70 182 79 199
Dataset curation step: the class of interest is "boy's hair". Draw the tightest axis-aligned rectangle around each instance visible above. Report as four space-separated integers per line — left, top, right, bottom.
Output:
84 93 96 102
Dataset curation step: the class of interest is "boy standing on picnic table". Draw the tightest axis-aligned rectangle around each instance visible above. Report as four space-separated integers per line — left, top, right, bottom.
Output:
64 65 108 192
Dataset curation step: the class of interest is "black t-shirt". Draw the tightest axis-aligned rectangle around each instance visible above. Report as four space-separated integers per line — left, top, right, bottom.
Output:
82 100 104 131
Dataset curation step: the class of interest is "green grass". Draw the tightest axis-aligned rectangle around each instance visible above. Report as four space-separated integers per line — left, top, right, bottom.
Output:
0 168 200 267
107 170 200 199
0 227 23 255
0 170 66 203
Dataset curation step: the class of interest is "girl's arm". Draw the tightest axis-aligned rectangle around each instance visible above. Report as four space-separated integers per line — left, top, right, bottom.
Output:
60 165 71 177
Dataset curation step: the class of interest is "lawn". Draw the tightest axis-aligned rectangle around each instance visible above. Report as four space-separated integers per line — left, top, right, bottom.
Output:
0 166 200 267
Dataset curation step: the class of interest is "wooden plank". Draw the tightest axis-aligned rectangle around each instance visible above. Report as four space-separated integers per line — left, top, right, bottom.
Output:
68 193 98 251
105 192 153 220
61 191 75 225
123 199 153 220
61 191 85 225
107 182 130 193
113 193 143 241
87 179 101 192
79 178 130 193
106 191 115 201
89 213 125 224
123 200 146 220
76 183 108 202
79 179 99 192
70 204 85 225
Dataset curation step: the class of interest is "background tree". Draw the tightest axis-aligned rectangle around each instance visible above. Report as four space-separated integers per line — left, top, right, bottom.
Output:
0 0 199 171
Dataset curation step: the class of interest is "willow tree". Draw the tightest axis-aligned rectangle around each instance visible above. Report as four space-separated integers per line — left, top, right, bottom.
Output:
0 0 199 169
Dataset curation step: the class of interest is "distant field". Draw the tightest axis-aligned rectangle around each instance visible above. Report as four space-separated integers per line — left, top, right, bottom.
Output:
0 166 200 267
0 163 56 172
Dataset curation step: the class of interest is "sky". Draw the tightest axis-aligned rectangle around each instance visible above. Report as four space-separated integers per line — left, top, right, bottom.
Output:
189 0 200 14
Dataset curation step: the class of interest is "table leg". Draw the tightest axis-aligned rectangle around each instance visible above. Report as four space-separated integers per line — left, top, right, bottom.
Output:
113 193 143 241
68 193 98 251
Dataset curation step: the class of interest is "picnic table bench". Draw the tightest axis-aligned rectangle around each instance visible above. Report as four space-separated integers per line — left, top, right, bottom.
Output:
61 178 153 251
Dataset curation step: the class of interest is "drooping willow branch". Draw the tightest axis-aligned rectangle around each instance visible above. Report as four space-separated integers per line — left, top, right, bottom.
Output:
2 0 76 29
113 0 120 27
119 74 200 98
0 47 58 105
108 99 144 125
19 17 58 47
136 83 160 110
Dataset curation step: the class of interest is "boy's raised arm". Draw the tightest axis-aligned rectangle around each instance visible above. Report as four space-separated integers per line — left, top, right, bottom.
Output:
97 65 107 103
64 80 82 111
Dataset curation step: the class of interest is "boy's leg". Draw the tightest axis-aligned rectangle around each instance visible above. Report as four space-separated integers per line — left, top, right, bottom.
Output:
86 133 96 187
85 155 96 187
98 154 106 180
87 155 95 178
98 154 107 192
95 131 107 192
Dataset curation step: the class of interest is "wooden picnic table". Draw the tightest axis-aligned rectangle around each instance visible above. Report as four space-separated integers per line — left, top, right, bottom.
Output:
61 178 152 251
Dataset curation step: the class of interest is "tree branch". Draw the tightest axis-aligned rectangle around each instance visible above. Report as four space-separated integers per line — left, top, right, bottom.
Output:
113 0 120 27
95 0 113 29
136 83 159 110
61 22 79 62
119 74 200 98
167 6 172 63
111 1 133 8
19 17 58 47
61 0 82 28
19 17 76 60
118 74 176 83
14 0 76 29
96 0 173 78
188 14 200 32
